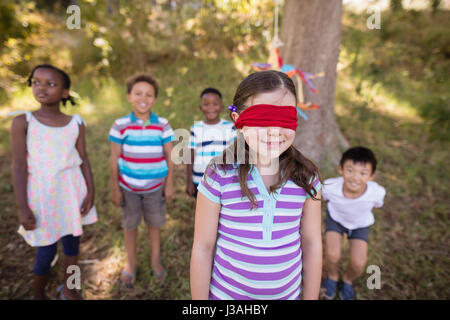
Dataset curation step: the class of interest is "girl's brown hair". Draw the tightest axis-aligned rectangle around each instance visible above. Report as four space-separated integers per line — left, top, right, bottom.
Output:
206 70 322 208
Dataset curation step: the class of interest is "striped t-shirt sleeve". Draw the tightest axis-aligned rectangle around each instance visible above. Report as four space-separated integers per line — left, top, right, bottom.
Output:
306 175 322 199
108 121 123 145
162 121 176 144
197 166 223 204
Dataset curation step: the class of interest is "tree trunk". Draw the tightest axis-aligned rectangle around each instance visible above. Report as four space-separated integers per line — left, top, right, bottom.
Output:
431 0 441 14
280 0 348 167
390 0 404 12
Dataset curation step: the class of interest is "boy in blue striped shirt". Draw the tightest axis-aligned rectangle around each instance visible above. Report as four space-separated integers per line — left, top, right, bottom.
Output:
186 88 236 198
109 74 175 288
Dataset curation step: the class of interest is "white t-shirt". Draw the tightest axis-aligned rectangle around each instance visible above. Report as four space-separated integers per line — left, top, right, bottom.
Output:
188 119 236 185
322 177 386 229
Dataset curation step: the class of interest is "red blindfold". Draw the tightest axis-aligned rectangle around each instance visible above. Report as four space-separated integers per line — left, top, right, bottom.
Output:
234 104 298 131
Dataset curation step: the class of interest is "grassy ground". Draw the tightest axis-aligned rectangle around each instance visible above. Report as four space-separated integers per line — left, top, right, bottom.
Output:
0 10 449 300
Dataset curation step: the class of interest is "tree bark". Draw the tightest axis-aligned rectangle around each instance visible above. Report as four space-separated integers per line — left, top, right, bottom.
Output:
390 0 404 12
280 0 348 167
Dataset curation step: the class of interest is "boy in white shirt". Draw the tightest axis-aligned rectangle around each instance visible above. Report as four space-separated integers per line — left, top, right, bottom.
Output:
186 88 236 198
321 147 386 300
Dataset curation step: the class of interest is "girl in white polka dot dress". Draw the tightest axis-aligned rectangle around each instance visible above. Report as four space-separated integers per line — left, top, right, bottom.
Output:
10 64 97 300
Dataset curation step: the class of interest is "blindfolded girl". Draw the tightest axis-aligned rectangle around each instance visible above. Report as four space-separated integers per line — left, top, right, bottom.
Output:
190 70 323 300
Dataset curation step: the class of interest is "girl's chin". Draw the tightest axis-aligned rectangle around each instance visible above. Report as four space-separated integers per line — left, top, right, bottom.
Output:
251 151 283 162
37 101 61 106
36 97 56 103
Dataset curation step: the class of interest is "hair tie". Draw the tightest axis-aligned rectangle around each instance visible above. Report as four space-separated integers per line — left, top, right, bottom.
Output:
69 96 77 106
228 105 237 112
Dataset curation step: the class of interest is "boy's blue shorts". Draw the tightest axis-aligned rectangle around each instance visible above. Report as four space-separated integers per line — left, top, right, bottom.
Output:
325 210 370 243
193 183 199 198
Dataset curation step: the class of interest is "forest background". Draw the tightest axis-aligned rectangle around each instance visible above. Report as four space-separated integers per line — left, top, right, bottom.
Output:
0 0 448 299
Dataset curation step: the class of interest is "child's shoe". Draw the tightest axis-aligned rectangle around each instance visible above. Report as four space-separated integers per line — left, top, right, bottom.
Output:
119 269 136 289
339 281 355 300
321 277 338 299
57 285 67 300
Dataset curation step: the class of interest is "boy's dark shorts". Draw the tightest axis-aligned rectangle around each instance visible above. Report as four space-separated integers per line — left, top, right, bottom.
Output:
120 187 166 230
325 210 370 243
193 183 199 198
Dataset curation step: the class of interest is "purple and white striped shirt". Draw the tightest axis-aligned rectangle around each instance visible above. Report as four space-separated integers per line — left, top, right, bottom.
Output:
197 164 322 300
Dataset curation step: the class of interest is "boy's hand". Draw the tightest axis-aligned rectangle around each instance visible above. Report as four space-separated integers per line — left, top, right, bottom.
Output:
164 183 174 202
111 186 123 208
19 207 37 230
186 182 196 197
80 193 94 216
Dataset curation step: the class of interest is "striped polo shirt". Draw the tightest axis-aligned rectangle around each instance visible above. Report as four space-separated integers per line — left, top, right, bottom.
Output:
197 164 322 300
188 119 236 185
108 111 175 194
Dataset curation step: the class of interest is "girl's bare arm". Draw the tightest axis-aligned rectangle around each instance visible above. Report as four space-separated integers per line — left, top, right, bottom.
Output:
11 115 36 229
190 192 220 299
75 123 95 215
300 189 323 300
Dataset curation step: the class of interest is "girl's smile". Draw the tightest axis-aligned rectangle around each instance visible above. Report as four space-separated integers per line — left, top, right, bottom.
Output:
261 136 287 147
251 127 295 160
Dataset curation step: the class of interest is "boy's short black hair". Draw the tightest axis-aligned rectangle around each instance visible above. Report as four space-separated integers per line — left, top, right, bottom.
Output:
340 146 377 174
200 87 222 99
126 74 159 97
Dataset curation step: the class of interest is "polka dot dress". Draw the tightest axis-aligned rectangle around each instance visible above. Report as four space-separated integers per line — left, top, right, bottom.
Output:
18 112 97 247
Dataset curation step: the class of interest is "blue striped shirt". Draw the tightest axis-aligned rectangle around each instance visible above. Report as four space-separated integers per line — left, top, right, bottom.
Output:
108 111 175 193
188 119 236 185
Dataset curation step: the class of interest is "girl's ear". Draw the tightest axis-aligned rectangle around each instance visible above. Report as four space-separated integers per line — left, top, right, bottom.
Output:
126 93 131 103
337 164 343 175
62 89 69 99
231 112 239 122
369 172 376 181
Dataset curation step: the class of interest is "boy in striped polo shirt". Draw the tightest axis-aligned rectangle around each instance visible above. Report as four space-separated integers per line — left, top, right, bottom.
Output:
186 88 236 198
109 74 175 288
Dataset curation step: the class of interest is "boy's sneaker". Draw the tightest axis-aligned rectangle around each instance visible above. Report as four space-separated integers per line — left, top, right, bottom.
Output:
339 281 355 300
321 277 338 299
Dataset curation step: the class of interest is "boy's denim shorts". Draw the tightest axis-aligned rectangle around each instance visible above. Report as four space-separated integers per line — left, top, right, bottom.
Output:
325 210 370 243
120 187 166 230
193 183 199 198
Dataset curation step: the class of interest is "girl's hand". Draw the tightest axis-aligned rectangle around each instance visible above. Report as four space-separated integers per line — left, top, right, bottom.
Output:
186 181 196 197
164 183 174 202
111 186 123 208
19 207 37 230
80 193 94 216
